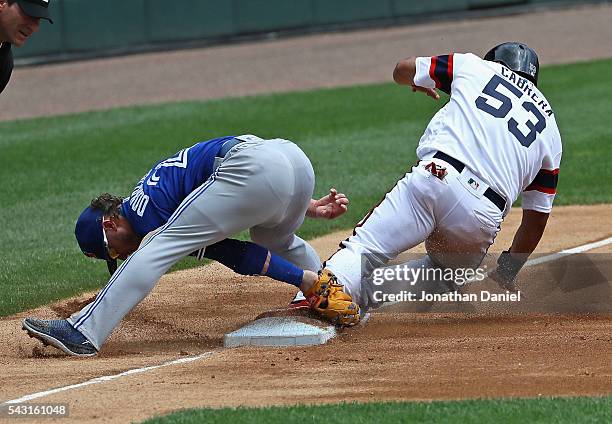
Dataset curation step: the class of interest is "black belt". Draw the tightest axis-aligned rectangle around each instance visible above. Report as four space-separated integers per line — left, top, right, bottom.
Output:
217 137 243 158
433 151 506 212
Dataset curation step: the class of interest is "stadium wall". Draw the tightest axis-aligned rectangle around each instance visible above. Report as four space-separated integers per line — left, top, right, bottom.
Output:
14 0 605 63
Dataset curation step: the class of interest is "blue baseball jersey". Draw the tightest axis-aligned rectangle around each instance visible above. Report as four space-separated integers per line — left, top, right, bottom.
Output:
122 136 235 237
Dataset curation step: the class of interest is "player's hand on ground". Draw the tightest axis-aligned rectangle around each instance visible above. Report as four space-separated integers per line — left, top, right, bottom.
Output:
310 188 349 219
490 251 529 293
488 268 519 293
411 84 440 100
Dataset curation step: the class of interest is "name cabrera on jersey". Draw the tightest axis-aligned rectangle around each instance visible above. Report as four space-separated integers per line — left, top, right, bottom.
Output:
413 53 562 213
122 136 235 237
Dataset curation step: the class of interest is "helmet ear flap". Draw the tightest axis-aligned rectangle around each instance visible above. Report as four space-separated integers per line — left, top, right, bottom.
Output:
483 47 496 63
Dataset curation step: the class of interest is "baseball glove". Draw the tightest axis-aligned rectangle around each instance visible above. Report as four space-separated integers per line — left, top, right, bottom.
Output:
305 269 360 326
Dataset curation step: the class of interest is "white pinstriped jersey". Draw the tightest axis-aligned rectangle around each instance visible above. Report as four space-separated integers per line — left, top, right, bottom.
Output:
413 52 562 213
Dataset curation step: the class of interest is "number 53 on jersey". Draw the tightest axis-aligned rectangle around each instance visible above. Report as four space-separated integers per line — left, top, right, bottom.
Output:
475 72 553 148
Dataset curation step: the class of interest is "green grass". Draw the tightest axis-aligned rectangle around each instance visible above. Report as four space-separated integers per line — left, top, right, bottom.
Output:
142 397 612 424
1 58 612 316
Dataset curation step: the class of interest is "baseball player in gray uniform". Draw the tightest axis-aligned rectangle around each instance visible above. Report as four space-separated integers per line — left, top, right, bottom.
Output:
23 134 350 356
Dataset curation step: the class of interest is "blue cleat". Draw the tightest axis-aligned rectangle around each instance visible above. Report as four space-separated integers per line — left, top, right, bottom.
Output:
22 318 98 357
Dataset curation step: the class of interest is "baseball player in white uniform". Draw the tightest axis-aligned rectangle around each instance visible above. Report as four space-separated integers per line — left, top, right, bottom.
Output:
303 42 562 325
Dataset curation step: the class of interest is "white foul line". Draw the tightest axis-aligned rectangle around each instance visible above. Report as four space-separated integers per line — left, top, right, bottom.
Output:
525 236 612 267
2 352 214 405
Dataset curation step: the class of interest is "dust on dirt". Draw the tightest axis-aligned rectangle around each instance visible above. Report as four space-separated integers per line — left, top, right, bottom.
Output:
49 295 97 319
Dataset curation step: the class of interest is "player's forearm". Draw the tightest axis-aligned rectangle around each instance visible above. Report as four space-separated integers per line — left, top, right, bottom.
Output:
393 57 417 85
508 209 549 256
495 209 549 288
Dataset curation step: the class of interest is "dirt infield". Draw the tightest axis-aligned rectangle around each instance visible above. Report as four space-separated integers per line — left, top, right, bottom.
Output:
1 206 611 422
1 3 611 423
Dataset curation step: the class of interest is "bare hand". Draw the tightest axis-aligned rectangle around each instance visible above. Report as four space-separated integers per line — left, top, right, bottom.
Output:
411 84 440 100
311 188 349 219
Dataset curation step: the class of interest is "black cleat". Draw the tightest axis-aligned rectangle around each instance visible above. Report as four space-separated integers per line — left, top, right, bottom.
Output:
22 318 97 357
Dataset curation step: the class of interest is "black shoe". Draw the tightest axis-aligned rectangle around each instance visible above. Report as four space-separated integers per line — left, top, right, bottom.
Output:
22 318 97 357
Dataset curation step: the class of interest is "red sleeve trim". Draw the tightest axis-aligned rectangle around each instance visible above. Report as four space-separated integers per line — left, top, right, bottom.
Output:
429 56 441 89
525 168 559 194
428 55 453 94
525 185 557 195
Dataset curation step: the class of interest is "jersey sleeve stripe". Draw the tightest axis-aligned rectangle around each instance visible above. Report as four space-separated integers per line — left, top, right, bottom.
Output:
541 168 560 176
429 54 453 94
429 56 441 89
447 53 454 84
524 184 556 195
525 168 559 194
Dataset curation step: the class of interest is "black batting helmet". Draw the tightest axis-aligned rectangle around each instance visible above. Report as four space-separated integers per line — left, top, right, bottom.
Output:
484 42 539 86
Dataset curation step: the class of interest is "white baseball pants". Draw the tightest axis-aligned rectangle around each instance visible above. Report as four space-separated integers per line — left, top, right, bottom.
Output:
326 156 504 307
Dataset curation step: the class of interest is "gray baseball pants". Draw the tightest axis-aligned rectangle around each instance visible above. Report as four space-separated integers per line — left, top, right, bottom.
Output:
69 137 320 349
